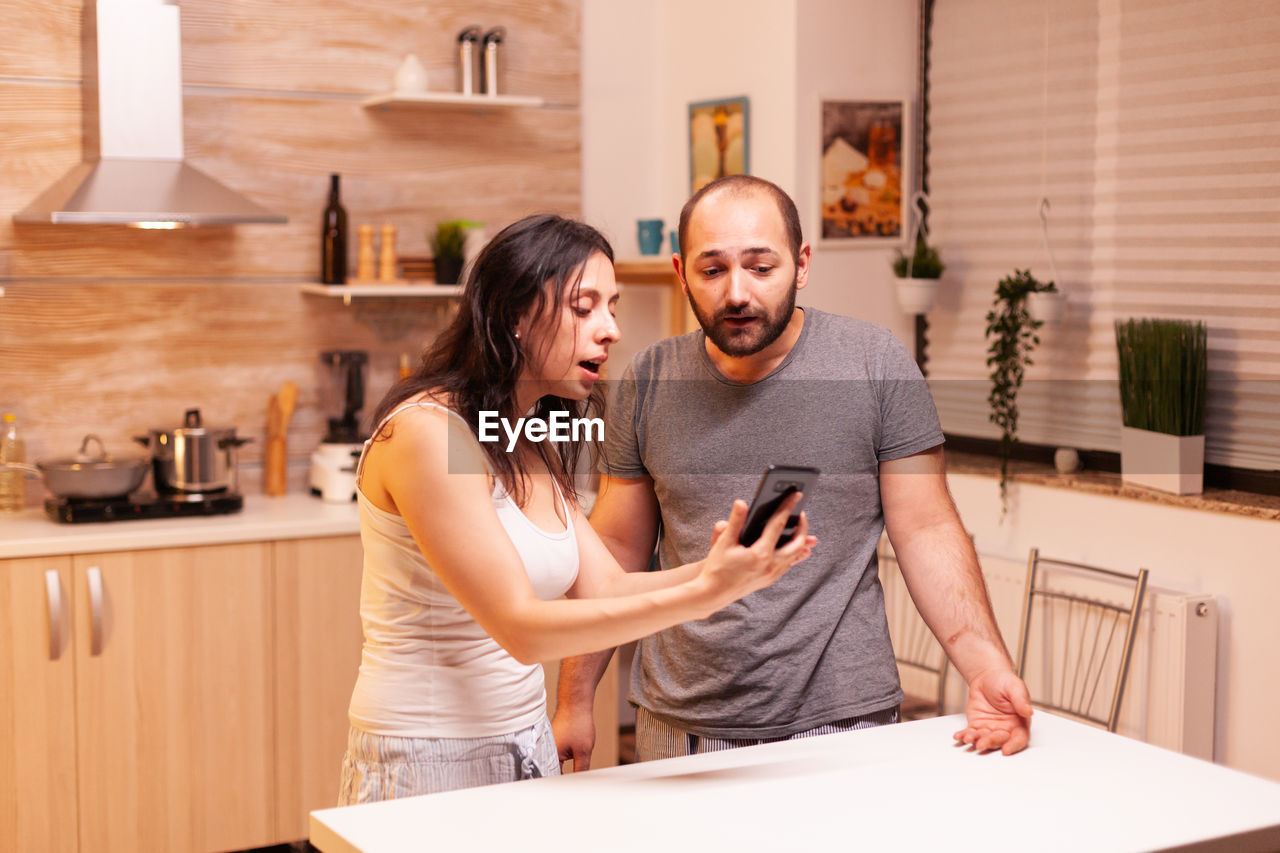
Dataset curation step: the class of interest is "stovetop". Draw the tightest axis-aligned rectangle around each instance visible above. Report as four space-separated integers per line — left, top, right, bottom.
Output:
45 491 245 524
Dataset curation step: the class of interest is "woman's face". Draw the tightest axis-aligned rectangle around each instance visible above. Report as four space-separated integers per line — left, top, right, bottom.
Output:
518 252 620 403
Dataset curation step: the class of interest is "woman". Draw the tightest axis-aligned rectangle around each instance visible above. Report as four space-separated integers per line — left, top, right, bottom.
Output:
338 214 813 804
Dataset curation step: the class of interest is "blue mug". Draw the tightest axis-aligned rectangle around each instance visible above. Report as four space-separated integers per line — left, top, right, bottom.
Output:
637 218 664 256
669 229 680 255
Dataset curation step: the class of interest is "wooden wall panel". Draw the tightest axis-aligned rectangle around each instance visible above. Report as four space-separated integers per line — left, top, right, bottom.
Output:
3 87 580 278
0 0 582 508
181 0 581 105
0 1 80 79
0 0 580 104
0 280 454 478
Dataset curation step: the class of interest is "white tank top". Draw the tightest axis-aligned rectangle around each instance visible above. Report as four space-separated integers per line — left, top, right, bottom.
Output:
347 401 579 738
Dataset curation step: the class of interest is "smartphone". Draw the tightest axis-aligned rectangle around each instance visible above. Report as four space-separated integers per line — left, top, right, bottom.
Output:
738 465 820 547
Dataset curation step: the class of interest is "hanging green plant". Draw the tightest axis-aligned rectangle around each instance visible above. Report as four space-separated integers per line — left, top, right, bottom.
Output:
893 234 945 279
985 268 1058 512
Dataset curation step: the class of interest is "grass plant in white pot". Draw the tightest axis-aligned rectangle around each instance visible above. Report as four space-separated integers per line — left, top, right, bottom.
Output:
1115 318 1208 495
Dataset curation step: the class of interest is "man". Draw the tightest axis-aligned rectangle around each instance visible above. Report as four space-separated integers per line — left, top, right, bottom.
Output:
553 175 1031 765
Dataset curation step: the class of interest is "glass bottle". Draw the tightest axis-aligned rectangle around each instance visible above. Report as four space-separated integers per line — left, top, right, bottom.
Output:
0 413 26 512
321 174 348 284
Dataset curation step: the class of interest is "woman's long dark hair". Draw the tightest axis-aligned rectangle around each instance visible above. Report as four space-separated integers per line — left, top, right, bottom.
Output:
371 214 614 507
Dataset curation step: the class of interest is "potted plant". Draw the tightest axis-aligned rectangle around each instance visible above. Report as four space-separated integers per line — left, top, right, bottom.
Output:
430 220 479 285
985 268 1058 511
892 234 945 315
1115 318 1207 495
1026 287 1067 325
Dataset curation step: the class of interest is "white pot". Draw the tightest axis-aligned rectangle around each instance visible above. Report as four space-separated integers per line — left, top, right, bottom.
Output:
1026 291 1066 325
1120 426 1205 495
894 276 941 315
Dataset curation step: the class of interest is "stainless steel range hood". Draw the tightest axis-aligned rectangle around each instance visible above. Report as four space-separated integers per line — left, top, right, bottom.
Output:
15 0 286 227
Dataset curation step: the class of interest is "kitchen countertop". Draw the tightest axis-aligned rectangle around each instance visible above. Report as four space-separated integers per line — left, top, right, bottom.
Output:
0 493 361 559
311 712 1280 853
947 451 1280 522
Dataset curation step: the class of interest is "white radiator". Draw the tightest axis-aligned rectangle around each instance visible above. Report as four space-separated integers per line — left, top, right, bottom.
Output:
884 553 1218 760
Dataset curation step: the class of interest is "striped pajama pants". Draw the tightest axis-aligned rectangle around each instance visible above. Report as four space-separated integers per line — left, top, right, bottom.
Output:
635 705 900 761
336 715 560 805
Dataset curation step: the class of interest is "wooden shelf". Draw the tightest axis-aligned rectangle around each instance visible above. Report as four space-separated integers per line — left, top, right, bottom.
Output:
361 91 545 110
614 257 674 280
300 283 462 305
610 258 690 336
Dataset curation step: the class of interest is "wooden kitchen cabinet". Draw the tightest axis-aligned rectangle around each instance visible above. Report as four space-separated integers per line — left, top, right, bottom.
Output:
71 544 276 853
3 528 621 853
273 535 365 840
270 534 622 837
0 556 79 853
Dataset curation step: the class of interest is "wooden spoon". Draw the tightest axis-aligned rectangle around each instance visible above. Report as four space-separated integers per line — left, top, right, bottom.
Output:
266 393 282 439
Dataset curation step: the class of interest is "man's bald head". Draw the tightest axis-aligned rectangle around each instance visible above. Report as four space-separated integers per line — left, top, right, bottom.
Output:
677 175 803 265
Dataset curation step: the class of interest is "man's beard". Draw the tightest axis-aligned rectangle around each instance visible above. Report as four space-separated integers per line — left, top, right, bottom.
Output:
689 275 798 357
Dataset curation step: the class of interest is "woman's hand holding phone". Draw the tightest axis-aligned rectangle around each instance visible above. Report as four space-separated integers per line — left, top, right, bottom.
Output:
695 494 816 615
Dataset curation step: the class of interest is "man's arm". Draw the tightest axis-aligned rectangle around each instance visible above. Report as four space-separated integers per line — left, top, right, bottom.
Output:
553 474 661 771
880 445 1033 755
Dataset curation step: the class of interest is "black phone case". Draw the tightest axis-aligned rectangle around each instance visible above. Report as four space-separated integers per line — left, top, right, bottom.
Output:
739 465 820 547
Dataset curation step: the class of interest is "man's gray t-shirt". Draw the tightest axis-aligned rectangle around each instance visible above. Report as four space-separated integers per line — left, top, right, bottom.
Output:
602 307 944 739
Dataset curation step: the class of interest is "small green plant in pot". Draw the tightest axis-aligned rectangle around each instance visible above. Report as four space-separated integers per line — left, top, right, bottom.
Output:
1115 318 1208 495
892 235 945 314
430 220 480 285
985 268 1058 513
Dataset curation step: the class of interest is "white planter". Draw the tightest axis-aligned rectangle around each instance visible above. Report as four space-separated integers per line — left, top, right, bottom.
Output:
894 276 941 315
1026 291 1066 325
1120 426 1205 495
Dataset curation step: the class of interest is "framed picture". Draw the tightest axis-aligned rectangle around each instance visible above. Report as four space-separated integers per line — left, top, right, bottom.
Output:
819 98 909 247
689 96 750 194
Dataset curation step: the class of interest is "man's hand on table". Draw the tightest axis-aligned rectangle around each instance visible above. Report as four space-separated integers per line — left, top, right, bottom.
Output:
953 667 1034 755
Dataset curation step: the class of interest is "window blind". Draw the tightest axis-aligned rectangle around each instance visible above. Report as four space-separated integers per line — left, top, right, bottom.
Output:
926 0 1280 472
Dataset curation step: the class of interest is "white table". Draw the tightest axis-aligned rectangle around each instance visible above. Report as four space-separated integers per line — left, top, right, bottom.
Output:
310 713 1280 852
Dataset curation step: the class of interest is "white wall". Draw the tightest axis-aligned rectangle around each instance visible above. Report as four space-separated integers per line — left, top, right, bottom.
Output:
582 1 1280 783
583 0 916 350
581 0 662 252
951 474 1280 782
653 0 799 220
795 0 917 346
581 0 666 377
584 0 801 248
582 0 803 380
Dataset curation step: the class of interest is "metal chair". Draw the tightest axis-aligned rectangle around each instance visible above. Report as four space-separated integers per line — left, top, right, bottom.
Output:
878 539 950 720
1015 548 1149 732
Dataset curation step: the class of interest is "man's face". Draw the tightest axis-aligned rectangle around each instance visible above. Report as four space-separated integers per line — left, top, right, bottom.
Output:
678 190 809 357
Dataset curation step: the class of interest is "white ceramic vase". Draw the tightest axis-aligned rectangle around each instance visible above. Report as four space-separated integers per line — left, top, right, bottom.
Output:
1027 290 1066 325
393 53 428 94
894 276 941 315
1120 426 1205 495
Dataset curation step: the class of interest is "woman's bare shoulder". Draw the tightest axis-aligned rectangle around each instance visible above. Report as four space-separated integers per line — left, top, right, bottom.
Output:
363 392 491 508
372 390 459 438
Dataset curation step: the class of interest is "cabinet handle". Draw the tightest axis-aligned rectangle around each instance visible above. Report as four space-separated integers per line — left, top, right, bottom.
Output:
45 569 64 660
87 566 104 656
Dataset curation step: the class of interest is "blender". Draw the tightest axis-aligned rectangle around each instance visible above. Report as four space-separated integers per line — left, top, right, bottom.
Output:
309 350 369 502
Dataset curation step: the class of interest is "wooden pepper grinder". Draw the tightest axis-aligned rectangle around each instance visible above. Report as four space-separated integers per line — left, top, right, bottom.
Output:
379 224 398 282
356 223 376 282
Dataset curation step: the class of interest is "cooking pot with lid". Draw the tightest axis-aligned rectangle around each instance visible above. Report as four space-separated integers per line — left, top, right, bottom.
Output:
135 408 251 494
3 434 149 500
